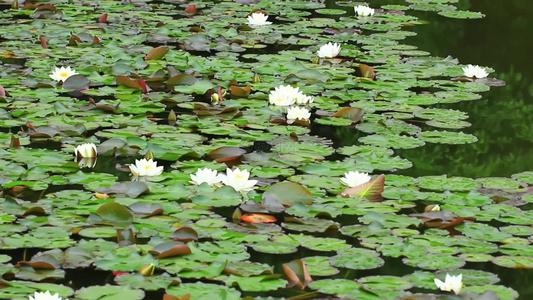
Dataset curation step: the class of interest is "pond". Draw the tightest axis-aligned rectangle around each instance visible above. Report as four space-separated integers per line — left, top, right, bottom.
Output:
0 0 531 299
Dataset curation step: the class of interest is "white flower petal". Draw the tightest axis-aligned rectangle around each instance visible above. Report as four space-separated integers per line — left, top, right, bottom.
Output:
317 42 341 58
129 159 163 177
286 106 311 123
74 143 97 158
354 5 375 16
269 84 300 106
435 273 462 295
220 168 257 191
247 12 272 26
340 171 372 187
462 64 489 78
190 168 220 185
29 291 63 300
49 66 78 82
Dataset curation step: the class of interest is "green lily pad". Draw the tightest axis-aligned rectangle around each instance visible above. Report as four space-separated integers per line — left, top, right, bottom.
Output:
166 282 240 300
252 242 298 254
358 275 413 291
438 10 485 19
417 130 478 144
76 285 144 300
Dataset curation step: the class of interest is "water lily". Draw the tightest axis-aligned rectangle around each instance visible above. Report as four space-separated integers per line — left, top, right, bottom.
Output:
340 171 372 187
219 168 257 192
462 64 488 78
286 106 311 124
434 273 463 295
74 143 97 158
190 168 220 186
269 85 299 106
129 158 163 177
29 291 63 300
247 12 272 26
316 42 341 58
295 93 314 105
49 66 78 82
430 204 441 211
354 5 375 16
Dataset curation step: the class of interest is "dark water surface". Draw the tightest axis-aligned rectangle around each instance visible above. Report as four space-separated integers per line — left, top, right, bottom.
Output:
382 0 533 298
330 0 533 298
373 0 533 178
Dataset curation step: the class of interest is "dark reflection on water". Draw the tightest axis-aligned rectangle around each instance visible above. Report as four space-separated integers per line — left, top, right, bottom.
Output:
367 0 532 178
396 0 533 178
322 0 533 299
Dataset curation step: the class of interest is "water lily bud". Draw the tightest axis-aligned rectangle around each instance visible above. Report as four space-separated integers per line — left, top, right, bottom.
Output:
139 263 156 276
311 57 320 64
211 92 220 104
144 150 155 160
74 143 97 158
168 109 177 125
11 0 18 9
252 73 261 83
424 204 441 212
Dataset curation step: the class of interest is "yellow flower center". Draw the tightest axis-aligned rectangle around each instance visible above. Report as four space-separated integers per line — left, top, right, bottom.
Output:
234 174 244 179
144 165 151 169
60 72 69 77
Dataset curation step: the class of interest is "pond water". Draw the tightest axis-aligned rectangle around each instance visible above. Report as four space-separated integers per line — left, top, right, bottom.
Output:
0 0 531 299
394 0 533 178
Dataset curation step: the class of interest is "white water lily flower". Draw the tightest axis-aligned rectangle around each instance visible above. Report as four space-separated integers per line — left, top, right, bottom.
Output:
295 92 314 105
74 143 97 158
29 290 63 300
434 273 463 295
129 159 163 177
462 64 489 78
219 168 257 192
316 42 341 58
354 5 375 16
49 66 78 82
340 171 372 187
190 168 220 186
430 204 441 211
247 12 272 26
268 85 299 106
286 106 311 124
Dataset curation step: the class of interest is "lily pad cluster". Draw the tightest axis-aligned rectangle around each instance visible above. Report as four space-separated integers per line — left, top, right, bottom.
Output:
0 0 529 300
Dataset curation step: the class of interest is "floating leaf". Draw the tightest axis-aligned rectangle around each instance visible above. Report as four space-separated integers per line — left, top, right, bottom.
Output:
262 182 314 207
439 10 485 19
62 75 90 90
96 182 149 198
145 46 169 61
241 213 277 223
149 241 191 259
331 107 364 123
76 285 144 300
207 146 246 163
339 174 385 201
171 226 198 242
93 202 133 227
